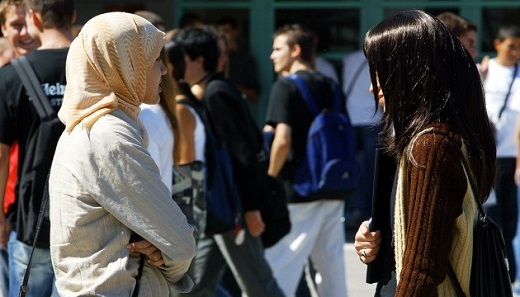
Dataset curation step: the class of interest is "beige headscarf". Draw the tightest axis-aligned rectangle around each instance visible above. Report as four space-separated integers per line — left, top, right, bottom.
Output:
58 12 165 132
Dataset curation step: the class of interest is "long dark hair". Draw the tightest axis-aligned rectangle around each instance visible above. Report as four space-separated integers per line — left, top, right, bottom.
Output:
364 10 496 202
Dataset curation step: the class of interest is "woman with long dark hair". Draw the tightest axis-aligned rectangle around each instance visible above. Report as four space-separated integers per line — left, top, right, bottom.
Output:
354 10 496 296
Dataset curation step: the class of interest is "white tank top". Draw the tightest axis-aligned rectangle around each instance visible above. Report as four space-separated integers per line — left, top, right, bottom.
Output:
185 105 206 162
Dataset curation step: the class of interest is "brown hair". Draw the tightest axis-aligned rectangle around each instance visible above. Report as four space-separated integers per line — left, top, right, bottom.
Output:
158 48 181 164
436 12 477 38
273 24 316 66
24 0 75 29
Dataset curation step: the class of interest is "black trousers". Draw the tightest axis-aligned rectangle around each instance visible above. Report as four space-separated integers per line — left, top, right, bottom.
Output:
485 157 518 281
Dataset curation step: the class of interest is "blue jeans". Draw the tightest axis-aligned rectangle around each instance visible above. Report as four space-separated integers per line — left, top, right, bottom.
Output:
513 186 520 283
7 232 57 297
1 247 8 297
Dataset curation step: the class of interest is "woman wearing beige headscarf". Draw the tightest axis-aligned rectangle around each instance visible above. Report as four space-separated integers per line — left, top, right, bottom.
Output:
48 12 196 296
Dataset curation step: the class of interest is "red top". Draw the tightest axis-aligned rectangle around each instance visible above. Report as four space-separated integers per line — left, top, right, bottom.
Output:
4 142 18 213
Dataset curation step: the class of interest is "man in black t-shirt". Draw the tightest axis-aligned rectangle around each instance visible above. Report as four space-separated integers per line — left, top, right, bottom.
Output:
0 1 74 296
263 24 348 297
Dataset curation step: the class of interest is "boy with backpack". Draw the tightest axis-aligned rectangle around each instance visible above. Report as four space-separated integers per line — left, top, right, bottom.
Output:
264 24 356 297
172 27 284 297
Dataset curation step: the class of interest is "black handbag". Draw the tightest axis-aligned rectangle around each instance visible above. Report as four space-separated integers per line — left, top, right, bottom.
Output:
260 174 291 248
429 131 513 297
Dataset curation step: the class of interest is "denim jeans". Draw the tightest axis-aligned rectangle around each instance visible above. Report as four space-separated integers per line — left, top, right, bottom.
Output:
7 231 58 297
513 186 520 283
1 247 8 297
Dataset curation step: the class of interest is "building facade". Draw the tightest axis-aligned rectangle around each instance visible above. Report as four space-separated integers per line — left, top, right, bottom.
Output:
75 0 520 121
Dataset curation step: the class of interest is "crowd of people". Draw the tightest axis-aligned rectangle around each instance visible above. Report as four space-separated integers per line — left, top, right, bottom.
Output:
1 0 520 296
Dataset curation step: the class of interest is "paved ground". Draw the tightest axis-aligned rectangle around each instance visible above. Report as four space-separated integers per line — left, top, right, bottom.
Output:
343 227 377 297
344 243 377 297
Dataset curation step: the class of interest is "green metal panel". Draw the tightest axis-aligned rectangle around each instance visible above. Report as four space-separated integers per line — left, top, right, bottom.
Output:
250 0 275 124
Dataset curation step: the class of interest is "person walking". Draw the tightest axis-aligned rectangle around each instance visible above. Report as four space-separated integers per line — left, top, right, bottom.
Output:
483 25 520 282
173 27 284 297
264 24 349 297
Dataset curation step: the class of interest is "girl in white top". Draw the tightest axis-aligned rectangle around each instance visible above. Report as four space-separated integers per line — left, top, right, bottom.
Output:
140 103 175 189
165 40 207 164
139 48 181 191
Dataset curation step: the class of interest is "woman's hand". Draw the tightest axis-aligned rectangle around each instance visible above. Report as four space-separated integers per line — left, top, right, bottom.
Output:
128 239 164 267
354 220 382 264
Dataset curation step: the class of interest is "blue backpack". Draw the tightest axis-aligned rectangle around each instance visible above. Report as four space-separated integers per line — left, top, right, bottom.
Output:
287 74 360 198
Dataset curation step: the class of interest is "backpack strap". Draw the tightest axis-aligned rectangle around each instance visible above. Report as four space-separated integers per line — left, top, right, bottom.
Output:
286 73 343 116
177 97 201 118
18 174 50 297
286 74 320 116
11 56 55 121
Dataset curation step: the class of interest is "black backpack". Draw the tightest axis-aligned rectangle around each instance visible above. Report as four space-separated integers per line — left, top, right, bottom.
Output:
11 56 64 248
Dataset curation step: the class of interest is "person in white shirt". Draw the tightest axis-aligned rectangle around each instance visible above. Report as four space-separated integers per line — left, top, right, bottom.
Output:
484 25 520 283
139 48 180 192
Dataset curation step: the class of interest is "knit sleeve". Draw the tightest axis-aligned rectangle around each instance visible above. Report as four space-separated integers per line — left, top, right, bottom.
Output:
396 132 467 296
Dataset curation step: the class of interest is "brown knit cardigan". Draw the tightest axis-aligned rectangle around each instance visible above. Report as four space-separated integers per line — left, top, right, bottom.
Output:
394 124 477 296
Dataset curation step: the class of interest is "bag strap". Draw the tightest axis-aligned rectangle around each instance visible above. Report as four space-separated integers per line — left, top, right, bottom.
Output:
286 74 320 116
18 176 50 297
447 265 465 297
286 73 343 116
131 255 146 297
498 62 518 120
11 56 55 121
418 129 480 297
